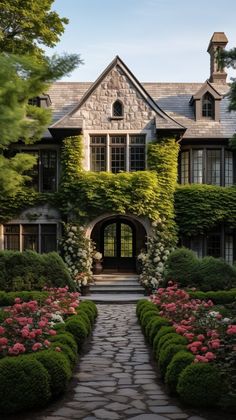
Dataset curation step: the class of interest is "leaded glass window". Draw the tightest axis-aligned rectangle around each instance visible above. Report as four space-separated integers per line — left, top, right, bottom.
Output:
207 232 221 258
111 136 126 173
225 150 233 186
41 150 57 192
112 101 123 117
192 150 203 183
104 223 117 257
130 135 145 171
120 224 133 257
4 225 20 251
206 149 221 186
202 93 214 118
22 225 39 252
180 151 189 184
41 224 57 253
90 136 106 172
225 234 234 264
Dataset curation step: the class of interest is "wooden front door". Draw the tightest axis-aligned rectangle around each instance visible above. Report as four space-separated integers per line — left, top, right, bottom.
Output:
102 219 136 272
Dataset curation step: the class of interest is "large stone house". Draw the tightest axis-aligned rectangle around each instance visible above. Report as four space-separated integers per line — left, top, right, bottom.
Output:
1 32 236 272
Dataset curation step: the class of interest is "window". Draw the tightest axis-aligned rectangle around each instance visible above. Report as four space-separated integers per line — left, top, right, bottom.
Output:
104 223 117 257
207 231 221 258
112 100 123 117
24 149 57 192
180 148 233 186
4 225 20 251
120 223 133 257
130 135 145 171
192 150 203 184
111 136 126 173
90 134 146 172
90 136 106 172
225 234 234 264
206 149 221 186
3 224 57 253
202 93 214 118
180 151 189 184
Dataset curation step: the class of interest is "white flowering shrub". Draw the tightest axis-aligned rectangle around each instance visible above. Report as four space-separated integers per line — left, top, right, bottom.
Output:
139 218 176 292
60 223 94 287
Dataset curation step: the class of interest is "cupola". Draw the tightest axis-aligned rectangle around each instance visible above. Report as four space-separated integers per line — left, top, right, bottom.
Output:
207 32 228 84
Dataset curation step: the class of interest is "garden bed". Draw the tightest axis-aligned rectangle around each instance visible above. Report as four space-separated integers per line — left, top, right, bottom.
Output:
137 284 236 413
0 287 97 414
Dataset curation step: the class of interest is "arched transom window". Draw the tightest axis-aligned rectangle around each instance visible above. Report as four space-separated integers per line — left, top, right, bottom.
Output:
112 100 123 117
202 93 214 118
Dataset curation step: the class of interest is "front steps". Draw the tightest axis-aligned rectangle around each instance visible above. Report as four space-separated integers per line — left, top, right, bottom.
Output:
81 273 146 303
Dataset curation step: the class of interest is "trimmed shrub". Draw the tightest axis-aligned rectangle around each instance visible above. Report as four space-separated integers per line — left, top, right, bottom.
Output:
0 290 49 306
158 343 187 377
77 306 95 324
49 342 77 369
138 301 158 320
156 332 182 357
177 363 222 407
165 350 194 394
148 317 171 344
188 289 236 304
76 310 92 333
0 250 75 291
136 299 148 316
79 300 98 317
35 350 71 397
153 326 175 353
196 256 236 291
160 335 187 354
65 316 88 347
140 310 159 329
163 247 199 287
50 332 78 354
0 356 50 414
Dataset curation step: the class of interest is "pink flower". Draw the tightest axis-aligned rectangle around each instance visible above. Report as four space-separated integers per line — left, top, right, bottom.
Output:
0 337 8 346
197 334 205 341
38 320 47 328
201 346 208 353
209 339 221 349
44 340 51 347
32 342 43 351
21 328 30 338
227 325 236 335
8 343 26 355
205 352 216 361
0 326 5 335
14 297 21 304
55 347 61 352
68 307 76 314
4 318 13 324
195 355 209 363
49 329 57 336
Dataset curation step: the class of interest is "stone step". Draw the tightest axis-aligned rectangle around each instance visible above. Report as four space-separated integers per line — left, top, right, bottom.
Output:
90 285 144 294
81 294 147 303
93 280 140 286
93 274 139 281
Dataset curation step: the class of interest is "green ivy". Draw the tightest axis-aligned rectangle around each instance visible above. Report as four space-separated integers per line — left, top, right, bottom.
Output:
175 184 236 236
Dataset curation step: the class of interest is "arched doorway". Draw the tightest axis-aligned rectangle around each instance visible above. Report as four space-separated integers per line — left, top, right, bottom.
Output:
91 216 146 272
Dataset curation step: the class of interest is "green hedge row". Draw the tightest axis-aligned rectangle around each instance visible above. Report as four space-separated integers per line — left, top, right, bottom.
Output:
0 290 49 307
0 250 75 291
136 300 223 409
188 289 236 304
0 300 97 414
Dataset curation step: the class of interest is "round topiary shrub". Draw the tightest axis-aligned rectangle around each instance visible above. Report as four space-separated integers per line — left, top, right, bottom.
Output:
148 317 171 344
158 343 187 378
79 300 97 317
197 256 236 291
156 332 182 357
136 299 148 316
77 306 95 324
160 335 187 354
0 356 51 414
138 301 158 321
50 332 78 354
76 310 92 334
49 342 77 369
165 350 194 394
153 326 175 353
65 316 88 347
177 363 222 407
35 350 72 397
140 310 159 329
163 247 199 288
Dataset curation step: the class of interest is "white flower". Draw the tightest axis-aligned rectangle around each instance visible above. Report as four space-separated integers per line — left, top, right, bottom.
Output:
153 256 160 263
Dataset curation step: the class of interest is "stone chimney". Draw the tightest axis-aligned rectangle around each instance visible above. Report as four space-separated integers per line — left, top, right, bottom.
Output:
207 32 228 84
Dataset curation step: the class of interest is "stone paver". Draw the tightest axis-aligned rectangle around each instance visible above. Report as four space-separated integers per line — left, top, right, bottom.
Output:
12 304 212 420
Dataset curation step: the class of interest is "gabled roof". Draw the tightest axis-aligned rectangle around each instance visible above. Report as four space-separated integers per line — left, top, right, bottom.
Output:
50 56 185 132
190 80 222 104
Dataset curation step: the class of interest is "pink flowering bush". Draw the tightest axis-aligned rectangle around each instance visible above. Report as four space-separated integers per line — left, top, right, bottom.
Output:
150 282 236 406
0 287 80 357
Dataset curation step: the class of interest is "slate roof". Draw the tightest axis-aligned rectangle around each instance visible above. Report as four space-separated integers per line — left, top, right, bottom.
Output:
47 79 236 139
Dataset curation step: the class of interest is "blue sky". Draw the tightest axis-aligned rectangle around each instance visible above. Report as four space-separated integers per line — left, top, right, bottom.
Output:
49 0 236 83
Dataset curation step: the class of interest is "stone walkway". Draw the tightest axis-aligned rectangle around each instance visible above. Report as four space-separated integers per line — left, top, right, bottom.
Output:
17 304 211 420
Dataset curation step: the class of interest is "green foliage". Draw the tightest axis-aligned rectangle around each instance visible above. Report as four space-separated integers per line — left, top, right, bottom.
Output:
49 342 77 369
153 326 175 353
188 289 236 304
0 0 68 56
34 350 71 397
0 250 75 291
140 310 159 329
0 290 48 306
164 248 236 290
49 332 78 355
177 363 222 407
156 333 183 357
218 47 236 112
136 299 148 316
138 301 157 318
158 343 187 378
65 315 88 347
76 310 92 334
78 300 98 318
165 351 194 394
148 317 171 344
77 306 95 324
175 185 236 236
163 247 200 287
61 136 84 183
0 356 50 414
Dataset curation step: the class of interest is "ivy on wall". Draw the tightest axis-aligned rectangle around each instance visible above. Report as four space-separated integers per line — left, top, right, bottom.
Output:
175 184 236 236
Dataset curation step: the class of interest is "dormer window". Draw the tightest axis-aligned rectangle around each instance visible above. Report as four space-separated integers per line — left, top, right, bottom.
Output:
112 100 123 118
202 93 214 118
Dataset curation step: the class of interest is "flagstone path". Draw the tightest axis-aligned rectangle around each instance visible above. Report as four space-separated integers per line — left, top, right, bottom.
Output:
18 304 209 420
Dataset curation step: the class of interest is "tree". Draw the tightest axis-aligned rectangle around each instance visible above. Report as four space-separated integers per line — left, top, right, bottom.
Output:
0 0 68 57
0 53 81 194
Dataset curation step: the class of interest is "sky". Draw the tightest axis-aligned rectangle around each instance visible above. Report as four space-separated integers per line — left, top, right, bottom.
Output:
48 0 236 83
